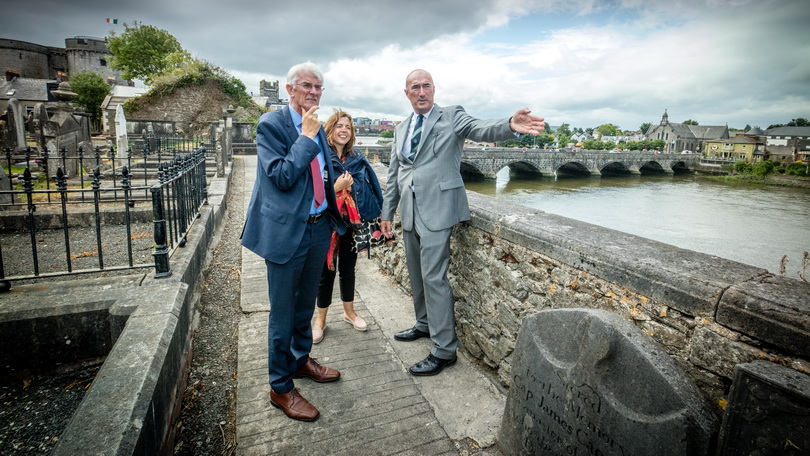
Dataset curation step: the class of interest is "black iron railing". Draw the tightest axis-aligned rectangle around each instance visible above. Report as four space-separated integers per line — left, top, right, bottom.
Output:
2 142 215 207
0 147 208 291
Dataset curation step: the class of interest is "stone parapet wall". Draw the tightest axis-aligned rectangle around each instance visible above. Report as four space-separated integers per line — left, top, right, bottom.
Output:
372 174 809 417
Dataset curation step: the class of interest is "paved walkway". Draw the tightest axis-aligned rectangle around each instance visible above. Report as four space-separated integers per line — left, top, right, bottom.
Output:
235 156 506 455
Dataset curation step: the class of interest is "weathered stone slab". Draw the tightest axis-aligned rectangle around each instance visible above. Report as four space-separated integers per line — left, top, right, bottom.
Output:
500 308 717 455
716 274 810 357
716 360 810 456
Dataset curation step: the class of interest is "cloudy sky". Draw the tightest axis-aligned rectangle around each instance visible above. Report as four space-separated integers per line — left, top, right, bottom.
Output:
3 0 808 131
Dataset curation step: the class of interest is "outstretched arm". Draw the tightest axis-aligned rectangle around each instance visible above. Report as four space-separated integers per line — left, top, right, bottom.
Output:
509 108 545 135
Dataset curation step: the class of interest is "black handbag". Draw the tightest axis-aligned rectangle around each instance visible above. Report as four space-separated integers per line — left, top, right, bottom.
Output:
351 216 394 253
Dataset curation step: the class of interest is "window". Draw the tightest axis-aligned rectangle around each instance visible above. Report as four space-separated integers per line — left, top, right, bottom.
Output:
100 59 107 66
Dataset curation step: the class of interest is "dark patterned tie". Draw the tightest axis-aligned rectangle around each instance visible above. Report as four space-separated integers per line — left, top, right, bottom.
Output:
310 157 324 207
408 114 424 161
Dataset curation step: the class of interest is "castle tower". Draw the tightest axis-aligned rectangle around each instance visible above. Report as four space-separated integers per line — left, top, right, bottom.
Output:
65 36 131 86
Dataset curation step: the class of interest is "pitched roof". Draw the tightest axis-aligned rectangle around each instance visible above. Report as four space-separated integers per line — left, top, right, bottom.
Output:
688 125 727 139
764 126 810 137
0 78 55 102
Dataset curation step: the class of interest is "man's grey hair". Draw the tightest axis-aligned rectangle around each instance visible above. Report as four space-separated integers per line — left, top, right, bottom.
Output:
287 62 324 86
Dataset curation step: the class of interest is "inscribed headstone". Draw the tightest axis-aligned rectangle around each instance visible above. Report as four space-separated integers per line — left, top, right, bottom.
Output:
6 99 25 150
500 308 717 456
716 360 810 456
115 104 128 162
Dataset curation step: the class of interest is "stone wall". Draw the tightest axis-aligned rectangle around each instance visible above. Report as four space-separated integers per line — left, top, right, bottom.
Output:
372 167 809 418
124 80 233 134
0 38 58 79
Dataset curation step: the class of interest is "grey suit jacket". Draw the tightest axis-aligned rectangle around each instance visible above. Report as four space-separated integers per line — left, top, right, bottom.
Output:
382 104 515 232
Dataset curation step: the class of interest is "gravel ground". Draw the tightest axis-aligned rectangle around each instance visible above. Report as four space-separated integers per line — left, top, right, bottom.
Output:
173 157 243 455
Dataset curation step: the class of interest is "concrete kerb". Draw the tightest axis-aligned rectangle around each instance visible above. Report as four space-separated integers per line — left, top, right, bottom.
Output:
49 161 233 455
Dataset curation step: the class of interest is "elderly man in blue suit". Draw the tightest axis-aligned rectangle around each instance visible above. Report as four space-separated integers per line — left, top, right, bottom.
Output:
242 62 347 421
381 69 545 376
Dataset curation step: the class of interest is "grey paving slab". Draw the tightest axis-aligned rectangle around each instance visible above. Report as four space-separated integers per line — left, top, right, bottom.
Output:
236 155 504 455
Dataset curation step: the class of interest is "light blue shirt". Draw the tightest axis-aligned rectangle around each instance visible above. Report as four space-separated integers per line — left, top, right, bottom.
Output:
290 108 328 214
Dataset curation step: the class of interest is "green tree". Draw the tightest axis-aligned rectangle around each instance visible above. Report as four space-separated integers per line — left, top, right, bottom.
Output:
787 118 809 126
583 139 616 150
70 72 110 124
107 21 183 84
595 124 620 137
639 122 652 134
733 161 752 174
752 160 777 176
556 123 572 137
557 133 571 148
683 119 699 125
379 130 394 138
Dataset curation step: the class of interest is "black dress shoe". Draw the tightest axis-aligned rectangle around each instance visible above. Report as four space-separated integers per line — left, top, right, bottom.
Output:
394 326 430 342
409 353 457 376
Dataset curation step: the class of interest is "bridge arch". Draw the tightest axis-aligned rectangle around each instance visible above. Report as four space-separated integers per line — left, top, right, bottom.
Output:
460 162 487 181
500 161 546 179
638 161 669 175
556 161 595 178
671 160 693 175
599 161 634 177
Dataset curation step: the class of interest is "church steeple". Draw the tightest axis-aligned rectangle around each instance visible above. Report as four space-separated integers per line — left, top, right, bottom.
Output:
661 109 669 126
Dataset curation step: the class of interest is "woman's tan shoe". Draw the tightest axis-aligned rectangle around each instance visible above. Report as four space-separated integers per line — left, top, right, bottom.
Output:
312 324 326 343
343 314 368 331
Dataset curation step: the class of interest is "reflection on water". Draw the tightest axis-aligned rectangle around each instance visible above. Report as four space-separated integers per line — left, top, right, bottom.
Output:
465 170 810 274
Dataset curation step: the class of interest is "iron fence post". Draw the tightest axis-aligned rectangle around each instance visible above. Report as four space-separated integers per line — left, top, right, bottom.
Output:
92 167 104 269
56 167 72 272
151 184 171 278
23 168 39 276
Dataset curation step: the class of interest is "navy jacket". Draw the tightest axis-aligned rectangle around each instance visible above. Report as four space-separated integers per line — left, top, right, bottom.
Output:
241 106 347 264
330 149 383 222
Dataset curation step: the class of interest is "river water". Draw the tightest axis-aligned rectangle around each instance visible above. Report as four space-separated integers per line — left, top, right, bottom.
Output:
465 169 810 275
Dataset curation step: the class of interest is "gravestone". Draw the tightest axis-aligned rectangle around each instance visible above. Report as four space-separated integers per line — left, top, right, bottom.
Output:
0 165 14 205
5 99 26 151
114 104 128 166
716 360 810 456
500 308 718 456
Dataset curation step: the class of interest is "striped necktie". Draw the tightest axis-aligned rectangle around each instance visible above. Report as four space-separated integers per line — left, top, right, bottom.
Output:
408 114 424 161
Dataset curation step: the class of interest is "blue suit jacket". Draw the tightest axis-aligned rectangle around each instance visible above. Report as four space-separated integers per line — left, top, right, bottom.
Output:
242 105 346 264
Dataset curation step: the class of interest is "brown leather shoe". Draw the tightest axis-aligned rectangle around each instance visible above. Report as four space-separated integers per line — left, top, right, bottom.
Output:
270 388 319 421
293 357 341 383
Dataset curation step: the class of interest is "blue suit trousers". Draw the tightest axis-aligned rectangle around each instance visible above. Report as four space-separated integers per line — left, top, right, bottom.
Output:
265 216 331 393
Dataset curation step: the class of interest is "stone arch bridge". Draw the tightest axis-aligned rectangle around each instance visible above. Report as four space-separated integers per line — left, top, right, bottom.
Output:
459 149 700 179
365 146 700 179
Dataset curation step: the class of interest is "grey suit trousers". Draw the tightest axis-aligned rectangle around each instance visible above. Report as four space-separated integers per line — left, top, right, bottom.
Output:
403 200 457 359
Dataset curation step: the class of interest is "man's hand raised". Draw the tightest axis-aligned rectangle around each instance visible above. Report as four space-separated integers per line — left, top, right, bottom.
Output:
509 108 545 135
301 106 320 139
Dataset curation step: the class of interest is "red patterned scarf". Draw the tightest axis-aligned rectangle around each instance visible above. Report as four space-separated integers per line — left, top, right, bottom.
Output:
326 185 361 271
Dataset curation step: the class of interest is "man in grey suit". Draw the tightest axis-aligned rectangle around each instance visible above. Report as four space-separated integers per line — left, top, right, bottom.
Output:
380 69 545 376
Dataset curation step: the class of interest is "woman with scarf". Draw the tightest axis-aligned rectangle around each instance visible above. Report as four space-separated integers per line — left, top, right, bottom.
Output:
313 110 385 343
